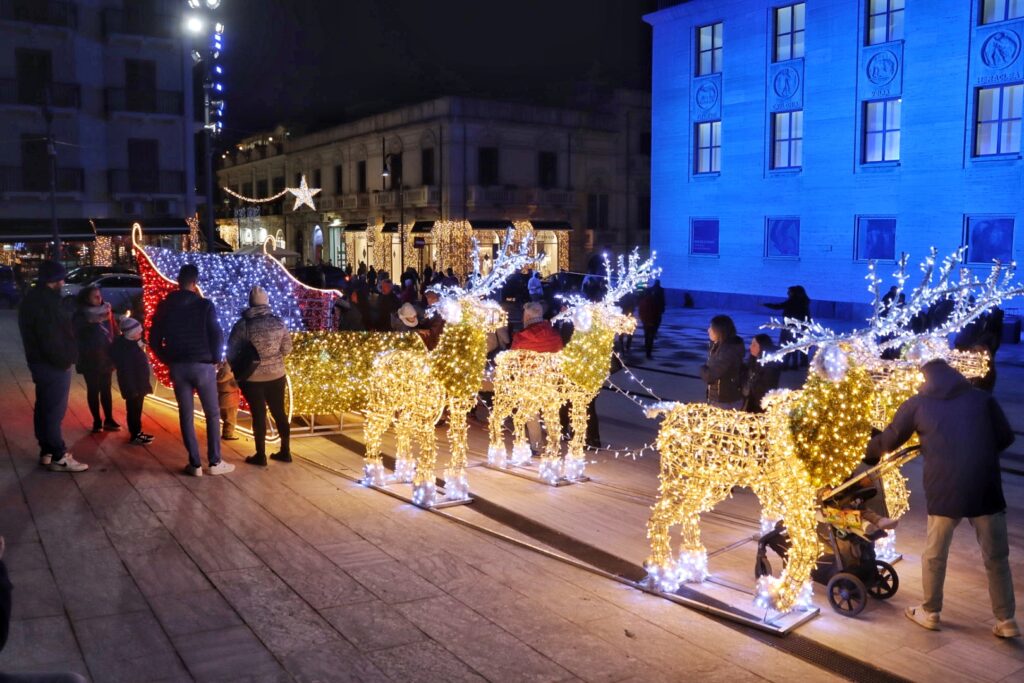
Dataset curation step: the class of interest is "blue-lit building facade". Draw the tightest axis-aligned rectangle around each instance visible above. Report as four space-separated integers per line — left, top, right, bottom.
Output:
646 0 1024 314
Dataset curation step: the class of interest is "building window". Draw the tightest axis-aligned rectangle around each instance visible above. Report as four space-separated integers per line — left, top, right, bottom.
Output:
864 98 901 162
966 216 1014 263
867 0 904 45
982 0 1024 24
357 160 366 193
774 3 805 61
771 111 803 169
294 172 302 187
856 217 897 260
478 147 499 187
387 153 403 184
538 151 557 189
242 181 253 199
976 84 1023 156
690 218 720 255
695 121 721 174
313 168 322 189
697 22 723 75
256 179 268 198
272 176 284 194
765 218 800 257
587 193 609 230
421 148 435 186
334 165 343 194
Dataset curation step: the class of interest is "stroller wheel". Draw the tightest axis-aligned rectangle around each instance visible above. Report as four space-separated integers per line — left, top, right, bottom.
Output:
826 572 868 617
868 560 899 600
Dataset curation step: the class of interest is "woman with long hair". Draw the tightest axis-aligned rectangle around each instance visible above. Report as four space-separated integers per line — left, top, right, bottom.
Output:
73 285 120 432
700 314 745 410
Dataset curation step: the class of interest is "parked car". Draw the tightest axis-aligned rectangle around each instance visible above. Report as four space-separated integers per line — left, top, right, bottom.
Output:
62 273 142 312
0 266 19 308
64 265 135 286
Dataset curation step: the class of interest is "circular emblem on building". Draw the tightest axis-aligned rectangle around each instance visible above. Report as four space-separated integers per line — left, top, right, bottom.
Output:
866 51 899 85
982 31 1021 69
695 81 719 110
773 67 800 99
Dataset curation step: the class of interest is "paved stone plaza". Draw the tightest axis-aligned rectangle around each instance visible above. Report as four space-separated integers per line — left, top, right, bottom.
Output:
2 306 1024 681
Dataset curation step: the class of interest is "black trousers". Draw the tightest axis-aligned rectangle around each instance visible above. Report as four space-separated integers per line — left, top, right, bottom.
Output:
240 377 290 458
125 395 145 437
83 370 114 424
644 322 660 356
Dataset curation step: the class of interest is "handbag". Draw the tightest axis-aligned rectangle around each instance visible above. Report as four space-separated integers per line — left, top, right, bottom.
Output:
229 320 261 382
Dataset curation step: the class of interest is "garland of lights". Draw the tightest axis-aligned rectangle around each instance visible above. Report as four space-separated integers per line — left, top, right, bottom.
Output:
221 174 321 211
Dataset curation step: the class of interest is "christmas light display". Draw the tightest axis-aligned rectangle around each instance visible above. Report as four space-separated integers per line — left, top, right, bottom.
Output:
489 250 657 483
185 214 202 252
93 235 113 267
221 174 321 212
363 231 531 505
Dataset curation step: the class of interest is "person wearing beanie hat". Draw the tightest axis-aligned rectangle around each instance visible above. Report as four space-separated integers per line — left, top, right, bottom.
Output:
17 260 86 472
109 317 154 445
227 286 292 467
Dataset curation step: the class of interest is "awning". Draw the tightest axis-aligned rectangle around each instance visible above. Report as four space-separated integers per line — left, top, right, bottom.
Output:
469 219 514 231
344 223 367 232
530 220 572 231
382 222 400 233
91 218 191 236
0 219 95 242
411 221 434 233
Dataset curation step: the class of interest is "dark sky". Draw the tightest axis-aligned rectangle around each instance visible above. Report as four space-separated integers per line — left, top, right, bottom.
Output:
218 0 654 141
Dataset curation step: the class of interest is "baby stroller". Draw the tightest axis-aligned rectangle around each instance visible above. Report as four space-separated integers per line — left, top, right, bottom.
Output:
755 445 920 617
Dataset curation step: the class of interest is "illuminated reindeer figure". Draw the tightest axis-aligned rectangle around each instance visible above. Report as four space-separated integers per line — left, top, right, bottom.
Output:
487 250 658 483
363 231 534 506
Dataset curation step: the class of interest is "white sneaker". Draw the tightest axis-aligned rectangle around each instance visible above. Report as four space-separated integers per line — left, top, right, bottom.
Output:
994 619 1021 638
183 464 203 477
208 461 235 476
905 605 941 631
48 453 88 473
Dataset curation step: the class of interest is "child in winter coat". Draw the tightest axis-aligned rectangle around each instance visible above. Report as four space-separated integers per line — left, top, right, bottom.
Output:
216 362 240 440
108 317 154 445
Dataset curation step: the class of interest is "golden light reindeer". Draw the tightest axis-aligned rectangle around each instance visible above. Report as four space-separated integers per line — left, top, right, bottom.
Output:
487 251 658 484
363 231 534 506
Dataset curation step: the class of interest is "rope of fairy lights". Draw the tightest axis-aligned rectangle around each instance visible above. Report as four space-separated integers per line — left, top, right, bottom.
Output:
221 186 290 204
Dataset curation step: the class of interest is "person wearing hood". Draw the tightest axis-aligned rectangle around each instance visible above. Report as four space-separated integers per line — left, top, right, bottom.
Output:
527 270 544 302
227 286 293 467
866 357 1017 638
764 285 811 369
742 333 782 413
700 314 745 409
73 285 120 433
17 259 88 472
108 316 154 445
150 264 231 476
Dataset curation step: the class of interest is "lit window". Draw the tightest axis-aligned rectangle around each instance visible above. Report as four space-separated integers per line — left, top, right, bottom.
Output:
975 84 1023 156
856 217 896 261
697 23 723 76
691 218 719 255
864 99 901 162
965 216 1014 263
867 0 904 44
982 0 1024 24
774 3 805 61
695 121 721 174
771 110 803 169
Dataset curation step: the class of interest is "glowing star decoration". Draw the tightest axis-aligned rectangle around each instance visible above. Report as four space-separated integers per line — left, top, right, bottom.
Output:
287 175 320 212
489 250 658 483
362 230 532 506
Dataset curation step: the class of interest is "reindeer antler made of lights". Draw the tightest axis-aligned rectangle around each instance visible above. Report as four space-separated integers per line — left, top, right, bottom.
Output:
554 248 661 322
427 229 537 312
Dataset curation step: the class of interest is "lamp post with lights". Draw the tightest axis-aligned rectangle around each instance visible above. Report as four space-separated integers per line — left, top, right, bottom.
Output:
382 149 404 277
184 0 225 253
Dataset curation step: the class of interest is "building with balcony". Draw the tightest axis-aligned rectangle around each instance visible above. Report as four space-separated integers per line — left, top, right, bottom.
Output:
0 0 197 265
647 0 1024 314
217 92 651 276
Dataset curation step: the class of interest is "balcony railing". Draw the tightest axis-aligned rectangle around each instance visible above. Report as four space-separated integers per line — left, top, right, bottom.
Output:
0 165 83 193
0 79 80 108
102 8 177 39
403 187 441 205
372 190 396 208
468 186 516 205
0 0 77 28
108 169 185 195
105 88 182 116
343 194 369 209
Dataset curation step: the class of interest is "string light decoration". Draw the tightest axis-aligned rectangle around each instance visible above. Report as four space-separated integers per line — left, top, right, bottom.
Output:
185 214 202 252
431 220 474 279
92 235 113 267
220 174 321 212
218 223 239 250
488 351 563 470
362 231 529 505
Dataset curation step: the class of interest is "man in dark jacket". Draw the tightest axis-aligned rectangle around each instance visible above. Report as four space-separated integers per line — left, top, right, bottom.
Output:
638 279 666 359
866 358 1017 637
149 264 232 477
17 260 88 472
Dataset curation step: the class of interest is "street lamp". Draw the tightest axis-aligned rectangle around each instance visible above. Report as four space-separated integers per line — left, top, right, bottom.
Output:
184 0 225 254
383 150 404 276
41 86 60 260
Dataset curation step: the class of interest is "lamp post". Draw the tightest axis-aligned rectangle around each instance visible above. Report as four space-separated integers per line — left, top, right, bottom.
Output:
383 152 404 276
184 1 224 254
41 86 60 260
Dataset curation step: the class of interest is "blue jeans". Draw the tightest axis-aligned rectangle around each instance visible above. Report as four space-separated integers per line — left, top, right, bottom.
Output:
28 363 72 457
169 362 222 468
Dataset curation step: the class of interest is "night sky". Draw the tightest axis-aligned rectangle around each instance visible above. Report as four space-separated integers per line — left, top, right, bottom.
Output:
218 0 655 141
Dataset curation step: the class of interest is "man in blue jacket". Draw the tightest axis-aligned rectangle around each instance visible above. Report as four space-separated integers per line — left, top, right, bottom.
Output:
150 264 233 476
17 260 88 472
867 356 1017 637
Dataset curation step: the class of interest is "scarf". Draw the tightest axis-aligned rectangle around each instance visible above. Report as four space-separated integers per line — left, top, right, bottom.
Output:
82 302 112 324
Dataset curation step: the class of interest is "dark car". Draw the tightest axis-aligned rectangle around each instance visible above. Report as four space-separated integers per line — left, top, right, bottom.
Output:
0 266 19 308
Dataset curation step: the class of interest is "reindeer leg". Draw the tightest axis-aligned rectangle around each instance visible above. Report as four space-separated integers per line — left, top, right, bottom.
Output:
412 418 437 508
560 392 590 483
487 387 510 468
443 396 472 501
756 478 818 613
509 405 533 468
393 413 416 483
362 409 389 487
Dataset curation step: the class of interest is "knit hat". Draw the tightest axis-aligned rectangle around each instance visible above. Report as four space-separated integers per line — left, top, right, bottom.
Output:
120 316 143 340
397 303 419 328
37 260 67 284
249 285 269 306
523 302 545 327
